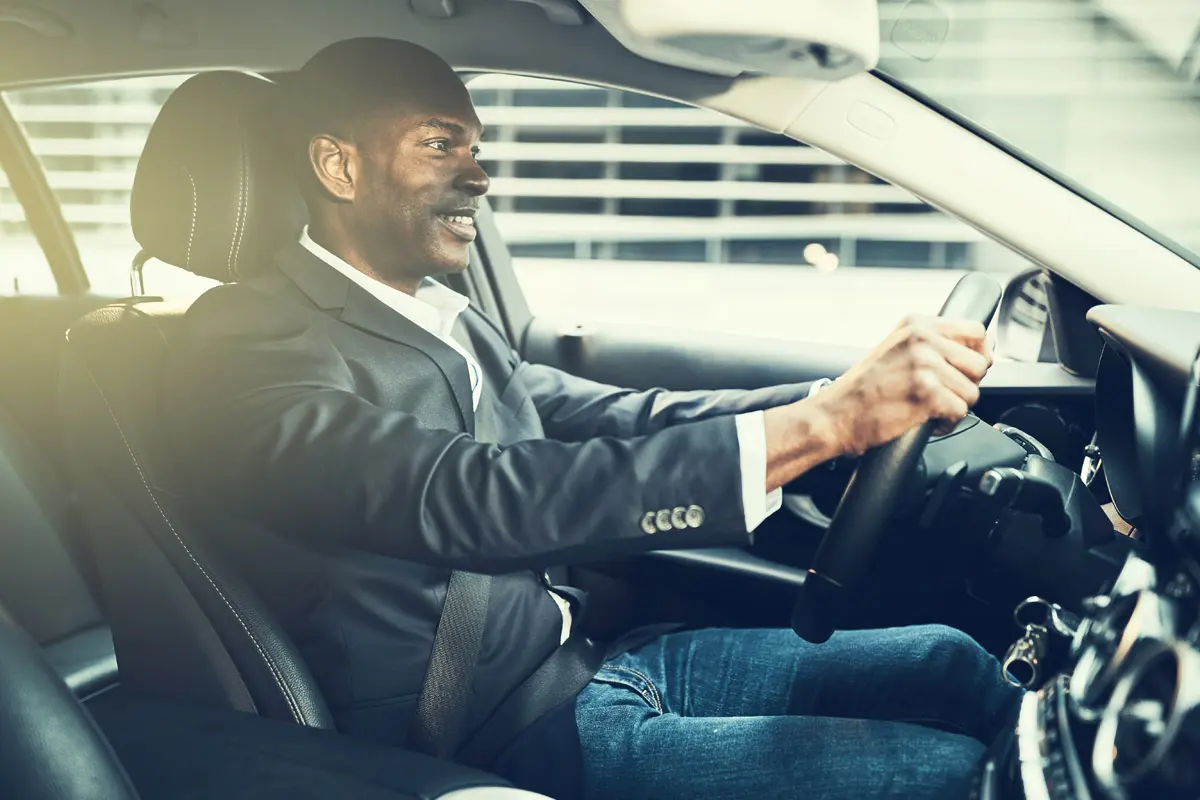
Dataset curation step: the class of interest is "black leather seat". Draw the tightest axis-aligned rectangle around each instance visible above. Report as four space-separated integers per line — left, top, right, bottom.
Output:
0 406 117 697
0 591 530 799
0 601 139 800
58 71 332 728
25 69 546 800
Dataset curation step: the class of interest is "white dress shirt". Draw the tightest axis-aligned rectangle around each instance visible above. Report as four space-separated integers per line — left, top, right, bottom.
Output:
299 227 783 644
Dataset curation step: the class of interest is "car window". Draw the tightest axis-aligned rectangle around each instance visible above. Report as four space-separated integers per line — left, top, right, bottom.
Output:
0 162 55 296
878 0 1200 266
5 75 219 297
468 75 1036 355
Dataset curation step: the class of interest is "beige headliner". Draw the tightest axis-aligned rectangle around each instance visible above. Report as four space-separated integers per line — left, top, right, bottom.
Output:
4 0 1199 307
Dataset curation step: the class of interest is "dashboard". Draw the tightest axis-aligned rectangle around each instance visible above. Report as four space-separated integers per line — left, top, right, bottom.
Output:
1091 305 1200 561
975 305 1200 800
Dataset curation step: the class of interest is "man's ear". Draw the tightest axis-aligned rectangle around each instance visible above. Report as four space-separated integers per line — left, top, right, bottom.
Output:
309 135 358 202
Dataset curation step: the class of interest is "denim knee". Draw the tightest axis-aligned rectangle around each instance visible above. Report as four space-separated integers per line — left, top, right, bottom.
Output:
913 624 989 666
908 623 1003 690
912 624 1021 737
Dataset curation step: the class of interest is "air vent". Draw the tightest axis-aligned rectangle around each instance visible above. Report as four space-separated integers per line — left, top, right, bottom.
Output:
1093 641 1200 799
1069 589 1177 720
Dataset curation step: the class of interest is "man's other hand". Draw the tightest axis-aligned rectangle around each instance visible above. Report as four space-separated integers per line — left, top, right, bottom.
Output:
813 316 992 457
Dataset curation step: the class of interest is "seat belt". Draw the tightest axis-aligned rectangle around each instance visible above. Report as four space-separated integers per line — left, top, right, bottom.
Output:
407 569 492 758
408 322 496 758
411 320 593 760
455 634 606 770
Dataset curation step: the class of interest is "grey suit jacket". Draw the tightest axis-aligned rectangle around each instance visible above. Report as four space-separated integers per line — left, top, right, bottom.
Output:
161 241 815 747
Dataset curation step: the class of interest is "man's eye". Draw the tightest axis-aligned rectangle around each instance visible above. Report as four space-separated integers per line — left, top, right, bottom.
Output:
428 140 449 152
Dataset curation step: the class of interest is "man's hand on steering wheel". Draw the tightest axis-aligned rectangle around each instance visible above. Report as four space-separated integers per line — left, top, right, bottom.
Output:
761 315 993 494
813 316 993 458
783 274 1004 643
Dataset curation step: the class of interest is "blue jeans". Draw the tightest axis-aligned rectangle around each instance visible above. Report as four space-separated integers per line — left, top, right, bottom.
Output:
575 625 1022 799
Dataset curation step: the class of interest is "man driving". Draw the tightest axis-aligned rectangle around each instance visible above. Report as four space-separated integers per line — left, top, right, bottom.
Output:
163 37 1021 800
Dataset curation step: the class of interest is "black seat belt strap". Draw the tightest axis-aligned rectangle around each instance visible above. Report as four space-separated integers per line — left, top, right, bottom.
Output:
407 569 492 758
456 634 606 769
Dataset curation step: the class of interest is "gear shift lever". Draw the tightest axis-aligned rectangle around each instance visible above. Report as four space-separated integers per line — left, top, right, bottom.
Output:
978 467 1072 538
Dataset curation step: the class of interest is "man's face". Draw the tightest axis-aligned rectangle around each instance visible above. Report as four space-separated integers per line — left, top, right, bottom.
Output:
351 94 489 279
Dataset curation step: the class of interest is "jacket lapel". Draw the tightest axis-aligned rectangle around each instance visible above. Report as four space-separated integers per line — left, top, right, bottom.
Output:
274 242 476 436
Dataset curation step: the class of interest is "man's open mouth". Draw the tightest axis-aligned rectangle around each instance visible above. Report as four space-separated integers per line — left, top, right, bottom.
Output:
437 211 477 242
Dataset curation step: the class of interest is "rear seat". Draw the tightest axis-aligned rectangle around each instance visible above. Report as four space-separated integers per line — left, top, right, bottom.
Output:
0 405 117 697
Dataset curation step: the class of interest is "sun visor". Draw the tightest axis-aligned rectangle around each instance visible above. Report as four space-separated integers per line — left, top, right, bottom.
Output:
579 0 879 79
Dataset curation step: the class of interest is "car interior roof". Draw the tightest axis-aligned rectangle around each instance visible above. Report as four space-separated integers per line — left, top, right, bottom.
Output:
0 0 739 103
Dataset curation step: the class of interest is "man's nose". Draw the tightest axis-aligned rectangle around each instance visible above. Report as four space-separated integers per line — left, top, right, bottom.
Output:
457 161 490 197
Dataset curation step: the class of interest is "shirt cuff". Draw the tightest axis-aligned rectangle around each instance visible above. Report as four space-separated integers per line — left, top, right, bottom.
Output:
735 410 781 532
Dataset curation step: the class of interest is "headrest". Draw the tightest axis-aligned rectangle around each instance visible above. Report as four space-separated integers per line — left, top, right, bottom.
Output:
131 71 305 283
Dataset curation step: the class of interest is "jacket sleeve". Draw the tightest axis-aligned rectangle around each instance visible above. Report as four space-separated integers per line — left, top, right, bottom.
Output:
164 286 752 573
515 360 817 442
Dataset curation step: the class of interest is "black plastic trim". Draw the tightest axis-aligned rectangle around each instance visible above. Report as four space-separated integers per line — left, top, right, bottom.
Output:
1047 274 1105 379
644 548 808 589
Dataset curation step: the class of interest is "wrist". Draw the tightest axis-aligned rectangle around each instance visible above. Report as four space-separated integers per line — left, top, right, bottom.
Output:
763 397 847 492
774 397 844 466
800 396 847 462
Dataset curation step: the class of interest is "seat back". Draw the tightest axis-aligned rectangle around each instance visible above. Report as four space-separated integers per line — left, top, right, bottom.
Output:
0 405 120 697
58 72 331 727
0 406 102 644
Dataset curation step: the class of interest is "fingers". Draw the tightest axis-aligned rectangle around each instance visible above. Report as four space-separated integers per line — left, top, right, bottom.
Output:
926 335 991 384
910 353 973 422
929 317 989 355
901 316 991 363
923 347 982 407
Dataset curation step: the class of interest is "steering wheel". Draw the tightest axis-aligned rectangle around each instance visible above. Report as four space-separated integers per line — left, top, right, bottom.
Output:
792 273 1003 643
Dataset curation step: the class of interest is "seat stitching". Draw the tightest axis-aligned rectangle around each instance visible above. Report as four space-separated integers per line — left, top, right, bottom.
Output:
182 165 198 272
78 365 305 725
226 128 248 281
230 134 248 280
225 132 243 280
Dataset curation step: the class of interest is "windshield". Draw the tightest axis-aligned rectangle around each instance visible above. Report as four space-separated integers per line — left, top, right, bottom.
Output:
877 0 1200 263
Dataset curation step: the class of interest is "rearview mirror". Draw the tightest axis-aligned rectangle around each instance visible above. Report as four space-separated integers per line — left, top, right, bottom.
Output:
995 268 1054 362
583 0 880 79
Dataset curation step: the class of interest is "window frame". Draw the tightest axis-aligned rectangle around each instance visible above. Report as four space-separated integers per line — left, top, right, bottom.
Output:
0 93 86 295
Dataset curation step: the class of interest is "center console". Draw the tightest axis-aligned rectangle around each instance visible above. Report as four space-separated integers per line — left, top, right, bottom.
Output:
972 549 1200 800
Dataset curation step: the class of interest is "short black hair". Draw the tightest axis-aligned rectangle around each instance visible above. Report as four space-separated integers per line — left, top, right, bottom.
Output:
280 38 468 199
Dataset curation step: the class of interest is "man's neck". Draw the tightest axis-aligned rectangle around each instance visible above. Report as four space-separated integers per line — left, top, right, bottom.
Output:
306 223 421 296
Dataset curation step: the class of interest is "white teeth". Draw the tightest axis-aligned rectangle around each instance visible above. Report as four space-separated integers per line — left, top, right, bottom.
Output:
442 215 474 226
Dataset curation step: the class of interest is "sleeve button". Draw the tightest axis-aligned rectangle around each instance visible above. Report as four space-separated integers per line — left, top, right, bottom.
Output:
684 505 705 528
640 512 658 535
655 509 674 532
670 507 688 530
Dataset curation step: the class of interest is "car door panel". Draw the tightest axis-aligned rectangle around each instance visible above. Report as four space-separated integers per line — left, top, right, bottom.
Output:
524 316 1095 397
523 316 865 391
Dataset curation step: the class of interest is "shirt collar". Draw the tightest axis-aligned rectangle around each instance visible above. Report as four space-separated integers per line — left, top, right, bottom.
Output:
299 225 469 340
